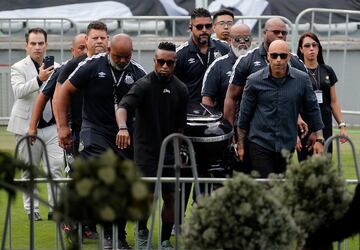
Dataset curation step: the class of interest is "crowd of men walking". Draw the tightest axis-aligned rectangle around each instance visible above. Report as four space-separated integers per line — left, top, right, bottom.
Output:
7 6 354 250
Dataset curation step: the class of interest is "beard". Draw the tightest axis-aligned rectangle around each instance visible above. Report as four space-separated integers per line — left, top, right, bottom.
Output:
109 57 129 71
231 44 248 58
196 33 209 45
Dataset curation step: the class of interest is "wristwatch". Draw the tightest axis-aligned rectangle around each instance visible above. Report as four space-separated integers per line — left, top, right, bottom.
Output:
338 122 346 128
315 138 325 145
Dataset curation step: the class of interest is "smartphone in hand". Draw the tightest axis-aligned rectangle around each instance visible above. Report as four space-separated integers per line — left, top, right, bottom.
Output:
44 55 54 69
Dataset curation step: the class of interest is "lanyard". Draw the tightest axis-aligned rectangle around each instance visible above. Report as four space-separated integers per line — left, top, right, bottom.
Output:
196 50 211 67
110 67 125 88
110 66 126 106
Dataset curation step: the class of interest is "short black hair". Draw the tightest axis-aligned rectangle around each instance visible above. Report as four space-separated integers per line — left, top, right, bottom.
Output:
190 8 211 20
25 28 47 43
86 21 108 35
213 9 234 23
158 42 176 52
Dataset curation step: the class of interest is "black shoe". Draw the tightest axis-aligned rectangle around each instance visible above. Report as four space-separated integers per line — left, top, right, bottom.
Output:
48 212 54 220
104 236 113 250
28 212 42 221
118 239 131 250
104 236 131 250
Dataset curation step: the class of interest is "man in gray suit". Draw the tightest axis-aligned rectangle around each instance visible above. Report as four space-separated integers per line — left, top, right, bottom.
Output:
7 28 64 221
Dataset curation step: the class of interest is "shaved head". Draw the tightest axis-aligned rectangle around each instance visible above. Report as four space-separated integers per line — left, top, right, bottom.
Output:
263 17 288 50
264 17 286 31
267 40 290 78
109 33 133 71
71 33 87 57
110 33 132 51
229 23 252 56
268 39 289 53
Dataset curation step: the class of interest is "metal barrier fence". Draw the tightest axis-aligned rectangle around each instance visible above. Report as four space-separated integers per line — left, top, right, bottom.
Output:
293 8 360 121
1 176 358 250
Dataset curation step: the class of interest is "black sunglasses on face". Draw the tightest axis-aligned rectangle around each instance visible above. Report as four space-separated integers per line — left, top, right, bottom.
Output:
303 42 318 48
193 23 212 30
157 59 175 66
267 29 288 36
269 53 288 59
233 35 252 43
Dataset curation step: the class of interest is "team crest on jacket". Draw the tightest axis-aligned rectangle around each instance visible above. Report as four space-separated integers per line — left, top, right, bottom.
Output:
214 51 222 59
124 74 134 84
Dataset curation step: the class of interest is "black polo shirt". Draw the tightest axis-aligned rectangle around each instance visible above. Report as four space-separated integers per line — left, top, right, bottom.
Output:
175 37 229 102
42 62 67 98
229 42 307 86
201 50 237 111
68 53 146 134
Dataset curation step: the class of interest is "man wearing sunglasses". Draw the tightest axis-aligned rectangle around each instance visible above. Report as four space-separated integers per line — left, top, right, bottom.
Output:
236 40 324 178
224 17 306 126
175 7 229 102
212 8 234 42
116 42 188 249
202 23 252 112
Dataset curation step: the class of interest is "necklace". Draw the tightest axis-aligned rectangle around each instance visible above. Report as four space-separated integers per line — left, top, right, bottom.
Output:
308 66 318 76
307 66 320 90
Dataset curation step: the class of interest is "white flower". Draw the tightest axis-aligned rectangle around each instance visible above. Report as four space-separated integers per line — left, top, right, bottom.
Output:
131 181 149 200
75 178 94 197
98 167 116 185
99 206 116 221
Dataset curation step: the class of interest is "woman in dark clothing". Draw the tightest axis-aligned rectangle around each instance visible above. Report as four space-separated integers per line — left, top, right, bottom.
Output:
297 32 347 160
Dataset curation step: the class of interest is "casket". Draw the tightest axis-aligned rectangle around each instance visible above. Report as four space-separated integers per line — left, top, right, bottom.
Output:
184 102 233 175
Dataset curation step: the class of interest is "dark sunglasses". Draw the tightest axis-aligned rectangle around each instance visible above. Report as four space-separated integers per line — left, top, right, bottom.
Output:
303 42 318 48
269 53 288 59
267 29 288 36
233 35 252 43
193 23 212 30
157 59 175 66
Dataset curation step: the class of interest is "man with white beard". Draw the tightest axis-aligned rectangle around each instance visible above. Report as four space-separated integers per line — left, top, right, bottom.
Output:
201 24 252 111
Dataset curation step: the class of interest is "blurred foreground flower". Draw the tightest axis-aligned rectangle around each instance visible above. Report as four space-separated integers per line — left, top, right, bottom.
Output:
182 173 299 250
55 150 151 225
270 155 352 247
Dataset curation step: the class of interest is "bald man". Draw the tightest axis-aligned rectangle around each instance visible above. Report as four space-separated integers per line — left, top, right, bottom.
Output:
236 40 324 177
202 23 252 111
55 33 146 248
224 17 307 126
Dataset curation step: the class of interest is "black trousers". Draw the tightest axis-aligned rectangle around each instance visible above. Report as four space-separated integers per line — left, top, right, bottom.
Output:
248 142 288 178
79 127 133 240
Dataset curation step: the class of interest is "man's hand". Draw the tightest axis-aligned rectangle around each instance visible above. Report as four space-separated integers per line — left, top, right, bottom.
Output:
58 126 72 150
38 63 54 82
339 127 348 144
298 115 308 138
116 129 131 149
306 132 316 152
295 136 302 151
236 142 245 161
27 127 37 145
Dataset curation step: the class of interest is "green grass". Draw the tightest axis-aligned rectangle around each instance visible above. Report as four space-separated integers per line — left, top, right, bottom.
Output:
1 126 360 249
